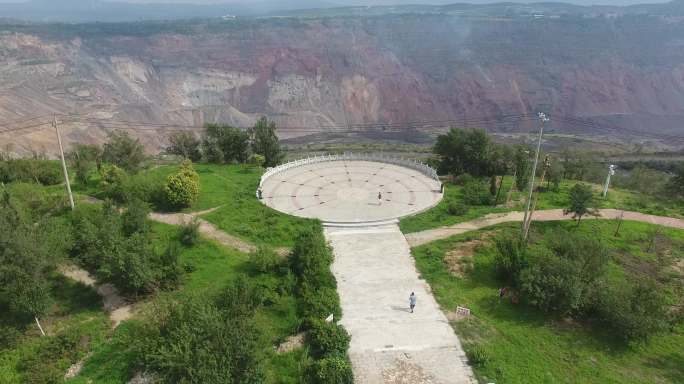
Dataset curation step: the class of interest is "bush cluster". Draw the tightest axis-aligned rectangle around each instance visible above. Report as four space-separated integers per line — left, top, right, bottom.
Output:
462 179 494 206
288 225 353 383
17 328 90 384
493 229 674 341
70 201 182 295
127 277 265 383
0 159 62 185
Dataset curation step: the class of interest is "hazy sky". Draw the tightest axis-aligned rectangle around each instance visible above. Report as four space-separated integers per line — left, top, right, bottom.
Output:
0 0 672 5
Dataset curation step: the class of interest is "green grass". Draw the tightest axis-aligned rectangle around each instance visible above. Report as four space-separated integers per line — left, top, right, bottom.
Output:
400 178 684 234
75 163 313 247
411 220 684 384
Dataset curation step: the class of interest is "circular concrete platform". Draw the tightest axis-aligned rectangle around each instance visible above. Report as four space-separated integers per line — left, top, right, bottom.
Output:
259 160 443 224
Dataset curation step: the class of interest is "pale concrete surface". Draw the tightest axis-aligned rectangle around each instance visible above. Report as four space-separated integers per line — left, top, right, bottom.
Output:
326 225 475 384
405 209 684 247
260 160 442 223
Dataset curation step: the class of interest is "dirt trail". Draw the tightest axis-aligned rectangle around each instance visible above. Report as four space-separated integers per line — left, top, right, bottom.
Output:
58 265 133 328
405 209 684 247
148 211 290 256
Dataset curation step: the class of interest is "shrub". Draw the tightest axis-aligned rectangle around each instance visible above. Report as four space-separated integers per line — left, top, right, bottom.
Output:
70 202 181 295
466 345 490 367
594 277 670 341
308 320 351 358
102 130 146 173
166 131 201 162
99 163 127 202
0 159 62 185
462 180 493 206
447 201 468 216
0 325 21 350
201 124 251 164
179 217 201 246
493 233 528 284
518 231 608 314
301 286 342 327
289 227 336 293
121 198 150 236
164 160 200 208
249 246 281 273
310 355 354 384
128 288 265 383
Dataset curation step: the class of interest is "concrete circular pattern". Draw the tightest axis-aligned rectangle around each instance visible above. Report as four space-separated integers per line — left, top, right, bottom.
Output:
260 160 443 223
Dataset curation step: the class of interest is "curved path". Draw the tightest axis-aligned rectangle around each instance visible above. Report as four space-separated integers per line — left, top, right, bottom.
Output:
405 209 684 247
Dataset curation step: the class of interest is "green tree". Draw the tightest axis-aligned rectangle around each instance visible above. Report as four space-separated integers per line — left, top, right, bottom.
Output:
514 146 531 191
164 160 200 208
564 183 598 226
546 160 564 192
202 124 250 164
434 128 493 177
250 117 283 167
102 131 146 172
0 190 64 335
166 131 201 162
665 164 684 200
68 144 102 185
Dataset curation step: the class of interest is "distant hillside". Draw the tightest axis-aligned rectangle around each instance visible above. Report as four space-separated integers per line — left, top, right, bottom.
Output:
1 2 684 154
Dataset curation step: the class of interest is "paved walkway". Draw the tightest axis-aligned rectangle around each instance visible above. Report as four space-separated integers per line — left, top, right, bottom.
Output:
326 224 475 384
405 209 684 247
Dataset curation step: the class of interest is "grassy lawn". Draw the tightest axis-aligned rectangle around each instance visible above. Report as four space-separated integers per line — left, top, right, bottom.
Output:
411 220 684 384
74 163 313 248
400 178 684 234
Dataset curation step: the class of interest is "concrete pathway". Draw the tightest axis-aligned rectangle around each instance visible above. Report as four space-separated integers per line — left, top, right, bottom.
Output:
405 209 684 247
326 224 475 384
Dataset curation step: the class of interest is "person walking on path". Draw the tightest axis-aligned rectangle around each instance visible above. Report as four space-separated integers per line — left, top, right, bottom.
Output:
378 191 383 206
409 292 417 313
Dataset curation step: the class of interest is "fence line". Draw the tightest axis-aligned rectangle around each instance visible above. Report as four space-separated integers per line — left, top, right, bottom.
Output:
258 153 439 189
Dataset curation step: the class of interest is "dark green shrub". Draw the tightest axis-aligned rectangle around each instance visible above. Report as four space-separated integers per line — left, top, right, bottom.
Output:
493 233 528 284
121 198 150 236
128 289 265 383
462 180 493 206
518 231 608 314
447 201 468 216
310 355 354 384
0 159 61 185
18 329 87 384
301 286 342 327
466 345 490 367
308 320 351 358
102 130 146 173
289 227 336 293
179 217 201 246
0 325 21 350
594 277 670 341
249 246 281 273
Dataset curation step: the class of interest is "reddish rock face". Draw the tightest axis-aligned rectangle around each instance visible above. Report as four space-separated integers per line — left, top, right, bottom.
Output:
1 14 684 153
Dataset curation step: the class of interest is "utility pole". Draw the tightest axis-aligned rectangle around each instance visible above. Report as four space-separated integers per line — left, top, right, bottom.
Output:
602 164 616 198
522 112 549 240
53 116 74 210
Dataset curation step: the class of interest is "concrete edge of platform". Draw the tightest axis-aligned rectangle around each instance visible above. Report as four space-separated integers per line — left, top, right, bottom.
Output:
323 218 399 228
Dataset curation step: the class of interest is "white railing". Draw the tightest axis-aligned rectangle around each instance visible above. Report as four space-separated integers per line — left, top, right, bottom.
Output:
258 153 439 189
